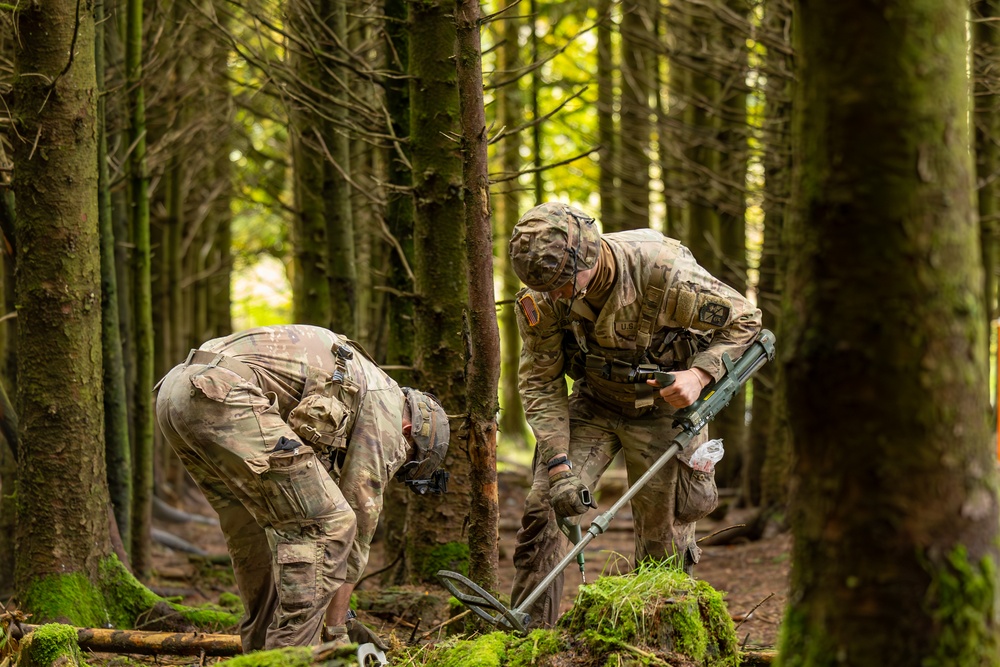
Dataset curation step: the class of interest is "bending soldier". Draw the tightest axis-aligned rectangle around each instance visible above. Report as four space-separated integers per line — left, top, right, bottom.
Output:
154 324 449 650
508 202 762 628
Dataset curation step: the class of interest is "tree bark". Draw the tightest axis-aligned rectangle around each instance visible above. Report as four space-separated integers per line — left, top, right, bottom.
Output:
782 1 1000 663
11 0 113 600
711 0 752 490
496 4 529 449
98 0 133 549
618 0 653 229
407 0 472 584
325 0 357 338
597 0 621 231
127 0 155 578
748 0 793 509
456 0 500 595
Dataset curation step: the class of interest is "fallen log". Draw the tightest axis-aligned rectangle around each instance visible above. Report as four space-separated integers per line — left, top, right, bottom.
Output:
9 623 242 657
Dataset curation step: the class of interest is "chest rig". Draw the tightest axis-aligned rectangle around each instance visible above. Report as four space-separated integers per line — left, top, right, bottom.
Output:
563 240 698 410
287 341 363 477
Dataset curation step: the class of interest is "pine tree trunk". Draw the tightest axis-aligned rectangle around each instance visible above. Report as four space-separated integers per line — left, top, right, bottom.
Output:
684 4 720 274
407 0 471 584
748 0 793 509
710 0 751 490
496 7 528 448
12 0 113 600
456 0 500 594
597 0 621 232
973 0 1000 419
127 0 155 578
98 0 133 548
379 0 415 585
618 0 653 229
325 0 357 338
782 2 1000 662
288 0 334 327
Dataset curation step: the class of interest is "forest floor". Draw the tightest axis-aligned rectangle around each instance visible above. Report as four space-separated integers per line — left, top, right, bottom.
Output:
74 463 791 665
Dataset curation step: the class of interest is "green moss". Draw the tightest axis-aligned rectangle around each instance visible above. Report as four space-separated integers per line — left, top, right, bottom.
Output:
22 556 238 632
218 592 244 612
18 623 83 667
505 630 564 667
923 547 999 667
422 631 508 667
23 570 108 628
415 542 470 580
561 560 739 667
215 646 315 667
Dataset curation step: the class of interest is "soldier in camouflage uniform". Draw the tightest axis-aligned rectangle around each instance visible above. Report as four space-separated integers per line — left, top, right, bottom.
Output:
154 324 449 650
508 202 762 628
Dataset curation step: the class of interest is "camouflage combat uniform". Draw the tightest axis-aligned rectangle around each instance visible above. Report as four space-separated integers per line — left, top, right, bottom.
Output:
154 324 412 650
510 212 762 628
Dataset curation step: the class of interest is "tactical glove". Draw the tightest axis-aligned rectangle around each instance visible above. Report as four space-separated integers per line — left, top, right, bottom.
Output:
321 624 351 648
548 470 596 518
347 617 389 651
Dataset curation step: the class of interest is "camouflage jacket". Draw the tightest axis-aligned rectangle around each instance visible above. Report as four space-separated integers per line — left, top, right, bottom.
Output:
198 324 410 583
515 229 762 463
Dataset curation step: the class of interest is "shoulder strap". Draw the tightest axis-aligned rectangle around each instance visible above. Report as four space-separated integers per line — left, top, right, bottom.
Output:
635 240 678 352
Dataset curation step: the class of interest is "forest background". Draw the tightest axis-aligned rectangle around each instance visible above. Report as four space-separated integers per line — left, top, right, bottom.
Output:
1 0 999 663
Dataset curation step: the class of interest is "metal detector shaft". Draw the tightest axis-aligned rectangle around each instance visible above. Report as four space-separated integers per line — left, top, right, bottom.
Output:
515 437 689 615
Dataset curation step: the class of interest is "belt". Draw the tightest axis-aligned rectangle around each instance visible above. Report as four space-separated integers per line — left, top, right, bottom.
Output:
185 349 258 384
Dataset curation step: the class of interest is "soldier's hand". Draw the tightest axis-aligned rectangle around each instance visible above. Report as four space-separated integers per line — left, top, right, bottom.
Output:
652 368 711 408
347 617 389 651
549 470 596 518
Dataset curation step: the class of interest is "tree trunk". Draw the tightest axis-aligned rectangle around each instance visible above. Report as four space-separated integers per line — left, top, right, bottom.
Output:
496 5 529 449
11 0 113 605
529 0 544 202
618 0 653 229
98 0 133 549
456 0 500 595
288 0 334 327
380 0 416 585
325 0 357 338
597 0 621 231
748 0 793 509
127 0 155 579
973 0 1000 418
710 0 751 491
781 1 1000 663
663 0 690 244
407 0 471 584
684 4 720 274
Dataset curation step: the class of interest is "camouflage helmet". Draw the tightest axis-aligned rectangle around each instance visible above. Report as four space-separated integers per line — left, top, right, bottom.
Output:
509 202 601 292
400 387 449 481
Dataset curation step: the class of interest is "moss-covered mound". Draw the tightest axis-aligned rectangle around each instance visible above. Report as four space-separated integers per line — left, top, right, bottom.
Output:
15 623 84 667
408 629 565 667
22 555 240 633
559 561 740 667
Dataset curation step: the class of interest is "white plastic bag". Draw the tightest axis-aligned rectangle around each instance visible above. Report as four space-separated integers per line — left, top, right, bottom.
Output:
689 438 725 473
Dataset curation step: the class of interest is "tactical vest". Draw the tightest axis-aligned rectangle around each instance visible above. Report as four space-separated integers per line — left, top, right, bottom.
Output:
562 239 701 410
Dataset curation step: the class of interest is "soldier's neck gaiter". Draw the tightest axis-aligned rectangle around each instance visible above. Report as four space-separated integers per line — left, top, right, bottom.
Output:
583 241 616 312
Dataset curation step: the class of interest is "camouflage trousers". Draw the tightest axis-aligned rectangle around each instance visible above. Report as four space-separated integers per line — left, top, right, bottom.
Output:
155 361 357 651
510 388 716 629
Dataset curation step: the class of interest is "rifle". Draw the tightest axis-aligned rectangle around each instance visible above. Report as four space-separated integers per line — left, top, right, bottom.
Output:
438 329 776 633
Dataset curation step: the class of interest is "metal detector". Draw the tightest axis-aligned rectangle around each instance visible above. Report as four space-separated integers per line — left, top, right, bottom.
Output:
438 329 776 633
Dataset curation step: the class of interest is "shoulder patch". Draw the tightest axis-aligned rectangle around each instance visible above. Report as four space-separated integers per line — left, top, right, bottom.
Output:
518 293 541 327
699 302 731 327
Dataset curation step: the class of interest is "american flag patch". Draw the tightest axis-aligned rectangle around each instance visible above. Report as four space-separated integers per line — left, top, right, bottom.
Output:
518 294 541 326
